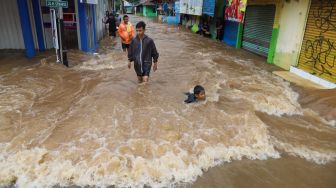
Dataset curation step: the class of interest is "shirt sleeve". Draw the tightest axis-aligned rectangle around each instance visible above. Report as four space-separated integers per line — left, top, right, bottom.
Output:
131 25 135 39
151 40 159 63
128 40 134 62
118 24 125 41
184 93 196 103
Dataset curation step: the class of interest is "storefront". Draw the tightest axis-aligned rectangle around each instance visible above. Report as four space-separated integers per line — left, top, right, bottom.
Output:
0 0 108 58
77 0 97 52
0 0 43 58
241 5 276 57
136 1 157 17
221 0 280 63
167 1 180 25
297 0 336 83
179 0 203 29
202 0 216 39
41 0 79 49
222 0 247 47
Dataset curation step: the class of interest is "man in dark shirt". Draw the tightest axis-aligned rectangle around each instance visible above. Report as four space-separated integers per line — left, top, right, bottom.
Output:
105 13 117 37
128 21 159 83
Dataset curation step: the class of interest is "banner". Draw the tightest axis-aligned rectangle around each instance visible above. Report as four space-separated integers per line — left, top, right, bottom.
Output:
224 0 247 23
202 0 215 17
179 0 203 15
180 0 188 14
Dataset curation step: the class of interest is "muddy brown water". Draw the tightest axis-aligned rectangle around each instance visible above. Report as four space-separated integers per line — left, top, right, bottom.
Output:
0 16 335 188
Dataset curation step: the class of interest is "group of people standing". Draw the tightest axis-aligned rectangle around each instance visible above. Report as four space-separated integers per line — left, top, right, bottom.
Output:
103 12 159 83
103 11 134 52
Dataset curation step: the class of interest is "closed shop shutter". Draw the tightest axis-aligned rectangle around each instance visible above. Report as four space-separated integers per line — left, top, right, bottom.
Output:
0 0 25 49
242 5 276 57
298 0 336 83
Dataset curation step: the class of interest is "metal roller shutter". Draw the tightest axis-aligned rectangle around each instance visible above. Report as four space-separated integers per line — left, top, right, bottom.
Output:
298 0 336 83
242 5 276 57
0 0 25 49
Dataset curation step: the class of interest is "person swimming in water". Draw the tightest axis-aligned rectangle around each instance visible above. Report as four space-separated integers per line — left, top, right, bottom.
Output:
184 85 206 103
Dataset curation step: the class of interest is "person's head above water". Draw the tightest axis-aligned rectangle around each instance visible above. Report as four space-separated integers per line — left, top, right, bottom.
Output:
194 85 206 101
136 21 146 38
123 15 129 24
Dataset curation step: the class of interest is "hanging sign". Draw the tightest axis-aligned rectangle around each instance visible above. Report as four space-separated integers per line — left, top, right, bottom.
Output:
225 0 247 23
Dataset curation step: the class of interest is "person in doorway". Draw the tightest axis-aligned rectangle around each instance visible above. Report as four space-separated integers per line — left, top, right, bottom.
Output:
184 85 206 104
216 18 223 40
105 13 117 38
118 15 135 52
197 20 204 35
102 11 109 36
202 21 211 38
128 21 159 83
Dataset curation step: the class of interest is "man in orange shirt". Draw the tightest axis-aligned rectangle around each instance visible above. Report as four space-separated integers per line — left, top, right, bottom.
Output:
118 15 135 52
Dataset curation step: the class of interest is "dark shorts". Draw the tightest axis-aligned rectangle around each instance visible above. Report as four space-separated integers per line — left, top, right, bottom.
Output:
134 62 152 77
109 31 116 37
122 43 130 50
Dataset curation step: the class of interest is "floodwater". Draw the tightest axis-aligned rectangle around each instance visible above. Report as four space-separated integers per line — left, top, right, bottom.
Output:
0 16 335 188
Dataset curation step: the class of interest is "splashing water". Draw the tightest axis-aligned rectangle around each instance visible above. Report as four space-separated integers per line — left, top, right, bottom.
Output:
0 16 335 187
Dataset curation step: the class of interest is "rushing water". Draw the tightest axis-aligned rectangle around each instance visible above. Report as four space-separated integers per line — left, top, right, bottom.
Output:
0 16 335 188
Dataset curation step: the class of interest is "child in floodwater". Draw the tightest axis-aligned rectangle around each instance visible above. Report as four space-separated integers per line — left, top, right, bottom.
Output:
184 85 206 104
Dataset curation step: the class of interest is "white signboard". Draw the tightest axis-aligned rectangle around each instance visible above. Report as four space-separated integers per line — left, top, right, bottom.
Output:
179 0 188 14
80 0 98 4
180 0 203 15
193 0 203 15
187 0 203 15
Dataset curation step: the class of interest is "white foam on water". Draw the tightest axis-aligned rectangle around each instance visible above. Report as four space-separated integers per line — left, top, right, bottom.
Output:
0 110 283 188
0 142 281 188
302 108 336 128
75 53 127 71
76 59 125 71
205 58 303 116
272 138 336 165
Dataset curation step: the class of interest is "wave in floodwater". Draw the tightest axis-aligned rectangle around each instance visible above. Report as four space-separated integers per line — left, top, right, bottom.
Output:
0 16 335 187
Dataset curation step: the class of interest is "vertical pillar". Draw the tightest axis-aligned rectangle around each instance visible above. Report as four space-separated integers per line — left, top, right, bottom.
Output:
267 27 279 64
267 3 281 64
78 0 88 52
17 0 36 58
235 23 244 49
92 4 97 51
32 0 45 51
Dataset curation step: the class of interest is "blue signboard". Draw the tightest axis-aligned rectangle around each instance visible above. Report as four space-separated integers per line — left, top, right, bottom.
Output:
202 0 215 17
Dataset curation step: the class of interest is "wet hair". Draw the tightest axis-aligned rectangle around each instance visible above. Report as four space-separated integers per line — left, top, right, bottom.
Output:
123 15 128 19
136 21 146 29
194 85 205 95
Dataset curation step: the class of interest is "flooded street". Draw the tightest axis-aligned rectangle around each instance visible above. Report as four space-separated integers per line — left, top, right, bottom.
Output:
0 16 335 188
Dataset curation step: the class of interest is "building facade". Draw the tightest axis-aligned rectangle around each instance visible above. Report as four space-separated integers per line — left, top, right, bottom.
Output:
0 0 110 58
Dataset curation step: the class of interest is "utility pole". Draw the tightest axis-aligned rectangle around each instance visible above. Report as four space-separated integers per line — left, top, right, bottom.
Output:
58 6 69 67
